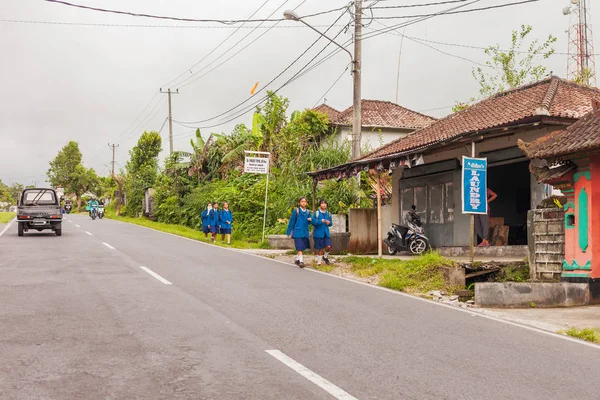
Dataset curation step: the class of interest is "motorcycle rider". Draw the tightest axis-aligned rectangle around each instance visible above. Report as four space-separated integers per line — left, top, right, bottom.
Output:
86 197 99 217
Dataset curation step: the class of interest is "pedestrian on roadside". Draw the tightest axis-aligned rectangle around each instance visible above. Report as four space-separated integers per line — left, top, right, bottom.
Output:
208 202 220 242
286 196 312 268
220 202 233 245
475 188 498 247
201 202 212 238
312 199 333 266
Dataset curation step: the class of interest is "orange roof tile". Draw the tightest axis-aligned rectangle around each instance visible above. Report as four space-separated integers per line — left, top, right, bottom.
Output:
331 100 436 130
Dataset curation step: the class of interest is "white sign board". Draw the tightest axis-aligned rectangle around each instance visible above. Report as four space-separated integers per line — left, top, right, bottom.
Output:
244 156 270 174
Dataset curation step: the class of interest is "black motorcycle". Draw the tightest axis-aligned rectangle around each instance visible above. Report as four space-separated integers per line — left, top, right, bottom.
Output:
64 203 72 214
384 205 430 255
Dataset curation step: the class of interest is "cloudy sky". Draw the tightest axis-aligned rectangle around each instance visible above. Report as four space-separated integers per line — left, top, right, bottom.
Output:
1 0 597 185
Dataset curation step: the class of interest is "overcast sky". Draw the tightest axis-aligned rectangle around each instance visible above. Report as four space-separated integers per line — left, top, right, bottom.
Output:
1 0 597 185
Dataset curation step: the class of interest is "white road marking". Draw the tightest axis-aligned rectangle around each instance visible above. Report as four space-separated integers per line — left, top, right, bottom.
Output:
85 231 93 236
75 224 81 228
103 217 600 350
140 266 173 285
0 218 16 237
266 350 357 400
102 242 115 250
68 220 72 223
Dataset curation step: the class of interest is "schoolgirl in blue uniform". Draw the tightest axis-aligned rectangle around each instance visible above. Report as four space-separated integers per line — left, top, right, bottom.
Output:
312 199 333 266
208 202 220 242
201 202 212 238
286 196 312 268
219 202 233 245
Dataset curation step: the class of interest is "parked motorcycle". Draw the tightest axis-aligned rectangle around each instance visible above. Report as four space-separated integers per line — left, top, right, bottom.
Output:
98 204 105 219
90 204 98 220
384 205 430 255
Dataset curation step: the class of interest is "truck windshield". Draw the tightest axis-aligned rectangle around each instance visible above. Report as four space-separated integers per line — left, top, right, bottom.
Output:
22 190 57 205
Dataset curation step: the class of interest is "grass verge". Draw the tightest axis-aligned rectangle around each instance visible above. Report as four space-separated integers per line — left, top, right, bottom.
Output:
0 212 16 224
340 252 457 294
104 212 269 250
561 327 600 343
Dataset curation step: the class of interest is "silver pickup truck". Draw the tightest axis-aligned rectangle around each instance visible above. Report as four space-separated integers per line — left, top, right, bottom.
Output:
16 188 63 236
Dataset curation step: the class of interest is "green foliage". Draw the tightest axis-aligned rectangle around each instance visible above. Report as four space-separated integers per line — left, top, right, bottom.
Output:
0 212 16 224
0 180 18 205
492 262 530 283
562 328 600 343
121 92 373 241
342 252 456 293
46 141 83 188
455 25 557 112
123 131 162 216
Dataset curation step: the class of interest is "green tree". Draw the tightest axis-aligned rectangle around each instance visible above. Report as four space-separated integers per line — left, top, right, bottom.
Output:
69 166 99 212
454 25 556 112
47 141 83 188
124 131 163 216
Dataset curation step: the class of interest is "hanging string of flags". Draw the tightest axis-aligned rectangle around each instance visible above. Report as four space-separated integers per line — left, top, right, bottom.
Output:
311 153 425 182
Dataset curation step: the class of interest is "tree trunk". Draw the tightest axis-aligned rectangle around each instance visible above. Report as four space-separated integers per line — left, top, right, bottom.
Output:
76 196 82 213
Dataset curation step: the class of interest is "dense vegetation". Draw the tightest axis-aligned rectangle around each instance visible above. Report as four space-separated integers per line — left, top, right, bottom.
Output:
109 92 374 241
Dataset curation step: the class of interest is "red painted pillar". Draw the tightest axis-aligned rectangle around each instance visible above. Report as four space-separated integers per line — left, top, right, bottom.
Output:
590 155 600 279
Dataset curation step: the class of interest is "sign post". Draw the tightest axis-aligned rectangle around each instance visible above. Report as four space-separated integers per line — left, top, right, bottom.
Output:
462 146 487 262
244 151 271 242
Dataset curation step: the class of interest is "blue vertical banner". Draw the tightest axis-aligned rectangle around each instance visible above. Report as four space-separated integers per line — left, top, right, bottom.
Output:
462 156 487 214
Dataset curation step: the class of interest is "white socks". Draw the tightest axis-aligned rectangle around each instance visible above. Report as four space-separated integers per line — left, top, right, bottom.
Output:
317 255 323 265
297 255 303 263
324 252 330 259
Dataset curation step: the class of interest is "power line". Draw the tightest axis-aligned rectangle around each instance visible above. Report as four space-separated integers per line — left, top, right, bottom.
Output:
162 0 275 89
0 19 347 29
43 0 348 25
313 66 350 108
174 20 353 136
369 0 469 9
175 9 351 125
370 0 540 20
173 0 298 89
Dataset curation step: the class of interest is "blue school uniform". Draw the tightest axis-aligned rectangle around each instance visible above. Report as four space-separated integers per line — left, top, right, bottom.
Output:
286 207 312 251
201 209 211 233
219 209 233 234
312 209 333 249
208 208 220 233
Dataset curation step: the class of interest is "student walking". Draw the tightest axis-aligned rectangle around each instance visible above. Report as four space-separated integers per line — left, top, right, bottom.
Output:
220 202 233 245
208 202 220 242
201 202 212 238
312 199 333 266
286 197 312 268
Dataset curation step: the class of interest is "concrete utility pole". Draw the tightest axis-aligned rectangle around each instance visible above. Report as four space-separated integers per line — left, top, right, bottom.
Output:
160 88 179 154
283 3 363 159
352 0 363 160
108 143 119 177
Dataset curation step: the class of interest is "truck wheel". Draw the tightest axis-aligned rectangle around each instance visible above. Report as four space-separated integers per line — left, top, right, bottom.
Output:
18 222 24 237
55 223 62 236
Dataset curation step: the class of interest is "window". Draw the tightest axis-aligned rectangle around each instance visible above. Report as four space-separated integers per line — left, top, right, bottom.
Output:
22 190 57 205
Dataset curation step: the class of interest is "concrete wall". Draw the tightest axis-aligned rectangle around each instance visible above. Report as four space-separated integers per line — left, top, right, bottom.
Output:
330 214 347 233
527 208 565 281
335 127 412 153
349 208 378 253
475 282 590 308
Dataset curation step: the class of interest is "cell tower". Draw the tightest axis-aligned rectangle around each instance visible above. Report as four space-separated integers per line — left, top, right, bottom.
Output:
564 0 596 86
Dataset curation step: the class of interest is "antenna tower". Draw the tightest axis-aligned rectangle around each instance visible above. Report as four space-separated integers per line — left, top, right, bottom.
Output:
565 0 596 86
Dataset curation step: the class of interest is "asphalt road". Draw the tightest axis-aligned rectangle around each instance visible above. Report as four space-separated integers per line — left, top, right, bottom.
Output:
1 215 599 400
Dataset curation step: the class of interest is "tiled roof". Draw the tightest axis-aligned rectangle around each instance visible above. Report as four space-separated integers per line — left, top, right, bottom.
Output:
519 99 600 160
528 162 576 183
360 77 600 161
313 103 341 121
331 100 436 130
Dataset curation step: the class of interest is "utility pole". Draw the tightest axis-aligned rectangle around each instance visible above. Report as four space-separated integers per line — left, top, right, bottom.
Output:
352 0 363 160
108 143 119 177
160 88 179 154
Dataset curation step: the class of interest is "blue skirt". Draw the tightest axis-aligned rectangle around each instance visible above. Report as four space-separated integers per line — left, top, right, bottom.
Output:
293 237 311 251
210 225 219 233
220 227 232 234
314 237 332 250
202 226 210 234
